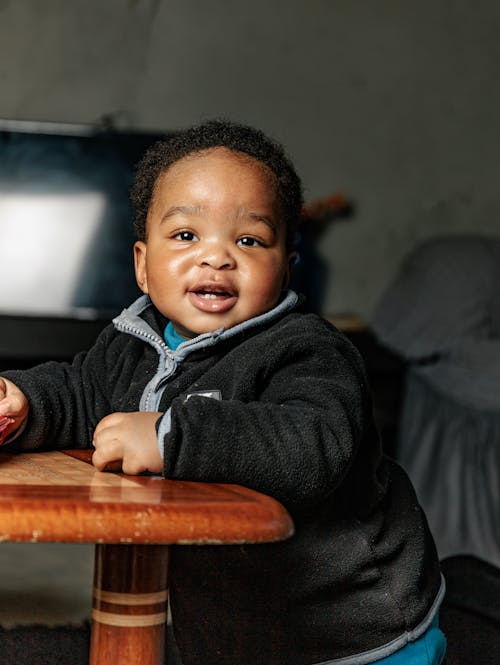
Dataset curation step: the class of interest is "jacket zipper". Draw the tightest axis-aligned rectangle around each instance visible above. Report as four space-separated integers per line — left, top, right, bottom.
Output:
115 320 177 411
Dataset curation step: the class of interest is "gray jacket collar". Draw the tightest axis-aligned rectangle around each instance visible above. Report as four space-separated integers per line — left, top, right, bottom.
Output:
113 290 299 361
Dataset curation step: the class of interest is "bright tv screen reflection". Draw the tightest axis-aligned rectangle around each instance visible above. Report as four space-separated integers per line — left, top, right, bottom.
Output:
0 192 105 316
0 124 161 320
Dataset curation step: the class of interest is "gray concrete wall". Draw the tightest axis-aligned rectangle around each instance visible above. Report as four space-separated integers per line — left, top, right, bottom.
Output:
1 0 499 319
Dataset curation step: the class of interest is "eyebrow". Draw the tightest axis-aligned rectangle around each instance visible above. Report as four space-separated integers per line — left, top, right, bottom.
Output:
160 205 202 223
160 206 278 231
243 212 279 234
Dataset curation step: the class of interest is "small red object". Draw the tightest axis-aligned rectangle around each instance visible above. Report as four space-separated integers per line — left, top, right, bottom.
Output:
0 416 14 442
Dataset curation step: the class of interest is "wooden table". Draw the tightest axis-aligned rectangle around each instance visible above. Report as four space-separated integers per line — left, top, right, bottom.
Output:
0 450 293 665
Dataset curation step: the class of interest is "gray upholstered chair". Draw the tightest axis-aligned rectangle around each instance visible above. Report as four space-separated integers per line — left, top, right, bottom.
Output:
372 235 500 568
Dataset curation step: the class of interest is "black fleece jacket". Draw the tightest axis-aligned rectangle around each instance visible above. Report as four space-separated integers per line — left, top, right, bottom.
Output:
2 294 443 665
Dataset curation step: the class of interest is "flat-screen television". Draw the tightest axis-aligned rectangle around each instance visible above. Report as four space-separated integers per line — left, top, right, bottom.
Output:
0 120 166 363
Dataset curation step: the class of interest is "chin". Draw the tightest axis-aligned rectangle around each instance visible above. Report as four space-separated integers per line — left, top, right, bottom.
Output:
192 318 239 335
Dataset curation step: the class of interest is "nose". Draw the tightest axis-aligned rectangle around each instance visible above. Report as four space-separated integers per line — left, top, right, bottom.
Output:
198 241 236 270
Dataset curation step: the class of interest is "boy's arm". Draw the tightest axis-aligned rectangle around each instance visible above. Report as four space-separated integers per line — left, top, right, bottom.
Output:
160 322 374 512
0 326 115 452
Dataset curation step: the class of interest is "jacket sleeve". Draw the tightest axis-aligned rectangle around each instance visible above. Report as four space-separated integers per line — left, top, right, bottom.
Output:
162 318 375 512
1 325 116 452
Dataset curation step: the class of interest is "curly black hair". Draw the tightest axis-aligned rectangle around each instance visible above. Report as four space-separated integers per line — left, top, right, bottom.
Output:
130 119 303 251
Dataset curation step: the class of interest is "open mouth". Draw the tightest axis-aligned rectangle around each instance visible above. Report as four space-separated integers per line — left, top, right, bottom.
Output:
194 289 234 299
188 283 238 312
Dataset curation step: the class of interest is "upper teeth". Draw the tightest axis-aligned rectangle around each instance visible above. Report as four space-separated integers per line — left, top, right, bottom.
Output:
200 292 220 299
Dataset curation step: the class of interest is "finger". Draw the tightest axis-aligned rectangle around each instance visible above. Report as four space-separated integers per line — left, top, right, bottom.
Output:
0 384 27 418
0 396 21 417
91 447 122 472
0 416 15 444
92 433 125 472
0 379 10 415
91 448 105 471
0 416 14 431
0 399 19 417
121 457 147 476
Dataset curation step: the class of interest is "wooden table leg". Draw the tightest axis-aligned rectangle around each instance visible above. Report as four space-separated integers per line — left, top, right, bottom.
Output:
89 544 169 665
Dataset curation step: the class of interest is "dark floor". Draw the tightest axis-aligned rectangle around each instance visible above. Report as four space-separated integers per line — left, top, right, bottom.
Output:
441 605 499 665
440 555 500 665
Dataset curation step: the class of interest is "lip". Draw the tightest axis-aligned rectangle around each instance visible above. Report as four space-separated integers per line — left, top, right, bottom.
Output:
187 281 238 314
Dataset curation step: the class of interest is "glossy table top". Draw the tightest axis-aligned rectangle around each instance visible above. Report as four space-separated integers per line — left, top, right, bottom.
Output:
0 450 294 545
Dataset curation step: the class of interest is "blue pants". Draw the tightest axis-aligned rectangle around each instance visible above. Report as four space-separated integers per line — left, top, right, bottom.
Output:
374 615 446 664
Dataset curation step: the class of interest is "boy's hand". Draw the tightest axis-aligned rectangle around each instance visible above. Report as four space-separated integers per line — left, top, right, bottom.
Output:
0 377 29 443
92 412 164 475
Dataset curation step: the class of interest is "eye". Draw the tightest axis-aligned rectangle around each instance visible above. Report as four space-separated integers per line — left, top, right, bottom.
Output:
237 236 264 247
174 231 199 242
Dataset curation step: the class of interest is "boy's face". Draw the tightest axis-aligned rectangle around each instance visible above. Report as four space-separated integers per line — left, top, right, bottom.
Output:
134 147 295 339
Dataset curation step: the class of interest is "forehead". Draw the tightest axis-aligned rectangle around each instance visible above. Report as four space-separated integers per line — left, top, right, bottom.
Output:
152 147 279 203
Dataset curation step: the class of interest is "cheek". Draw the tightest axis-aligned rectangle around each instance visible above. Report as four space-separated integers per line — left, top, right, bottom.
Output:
147 250 189 281
249 260 288 302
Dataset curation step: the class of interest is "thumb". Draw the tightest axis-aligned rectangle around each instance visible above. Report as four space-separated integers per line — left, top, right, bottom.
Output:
0 378 9 415
0 378 28 419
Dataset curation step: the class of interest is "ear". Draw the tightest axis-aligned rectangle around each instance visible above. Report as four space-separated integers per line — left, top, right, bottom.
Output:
282 251 297 289
134 241 149 294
